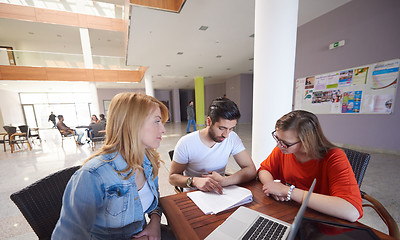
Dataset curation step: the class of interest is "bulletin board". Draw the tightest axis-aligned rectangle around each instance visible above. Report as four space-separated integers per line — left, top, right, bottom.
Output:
294 59 399 114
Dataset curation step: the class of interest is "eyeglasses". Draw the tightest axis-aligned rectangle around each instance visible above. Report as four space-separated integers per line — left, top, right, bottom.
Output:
271 130 301 148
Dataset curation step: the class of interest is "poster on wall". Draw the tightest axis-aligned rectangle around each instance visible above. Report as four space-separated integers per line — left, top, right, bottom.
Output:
294 59 399 114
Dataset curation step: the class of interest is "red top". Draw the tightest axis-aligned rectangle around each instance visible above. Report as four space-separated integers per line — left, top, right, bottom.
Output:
258 147 363 218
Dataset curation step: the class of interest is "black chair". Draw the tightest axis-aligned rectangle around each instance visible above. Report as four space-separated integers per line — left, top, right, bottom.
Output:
3 126 31 153
89 122 106 151
10 166 81 240
19 125 41 145
343 147 400 240
56 126 78 147
169 150 184 193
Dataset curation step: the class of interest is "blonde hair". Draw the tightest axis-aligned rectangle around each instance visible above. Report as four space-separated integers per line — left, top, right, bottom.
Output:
85 92 169 179
276 110 335 159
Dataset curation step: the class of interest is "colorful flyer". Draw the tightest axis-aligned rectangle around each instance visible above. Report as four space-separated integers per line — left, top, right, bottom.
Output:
305 76 315 89
341 91 362 113
338 70 353 87
372 60 399 89
353 67 369 85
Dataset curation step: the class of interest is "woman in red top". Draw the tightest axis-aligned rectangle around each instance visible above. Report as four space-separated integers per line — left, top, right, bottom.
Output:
258 110 362 222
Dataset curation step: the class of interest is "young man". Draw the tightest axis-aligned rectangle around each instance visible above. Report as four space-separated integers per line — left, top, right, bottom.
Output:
186 100 196 133
56 115 85 145
169 97 256 194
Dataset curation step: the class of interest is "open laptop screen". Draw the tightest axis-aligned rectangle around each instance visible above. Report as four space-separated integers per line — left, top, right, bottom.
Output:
298 217 380 240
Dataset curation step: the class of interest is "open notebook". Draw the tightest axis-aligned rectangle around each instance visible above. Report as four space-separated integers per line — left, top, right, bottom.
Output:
187 185 253 214
205 178 317 240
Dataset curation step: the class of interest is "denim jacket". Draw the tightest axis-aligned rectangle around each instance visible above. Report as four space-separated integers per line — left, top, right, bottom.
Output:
52 152 162 240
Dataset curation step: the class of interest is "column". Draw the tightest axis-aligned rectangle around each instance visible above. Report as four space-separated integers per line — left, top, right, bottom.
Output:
144 70 154 97
194 77 205 127
252 0 299 167
89 82 100 116
172 88 181 122
79 28 93 69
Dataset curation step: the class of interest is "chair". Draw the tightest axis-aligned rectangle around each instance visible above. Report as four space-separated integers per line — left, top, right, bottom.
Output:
89 122 106 151
57 126 78 147
169 150 184 193
19 125 41 145
0 132 9 152
343 147 400 240
4 126 31 153
10 166 81 240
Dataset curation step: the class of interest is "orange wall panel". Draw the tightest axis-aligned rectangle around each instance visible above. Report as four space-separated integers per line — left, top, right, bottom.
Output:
46 68 90 81
0 66 47 80
0 3 36 21
35 8 80 27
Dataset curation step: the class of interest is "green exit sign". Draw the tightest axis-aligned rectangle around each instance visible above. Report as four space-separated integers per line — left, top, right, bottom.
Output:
329 40 345 50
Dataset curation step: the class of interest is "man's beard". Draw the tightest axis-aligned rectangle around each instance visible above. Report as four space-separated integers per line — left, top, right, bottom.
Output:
208 127 225 143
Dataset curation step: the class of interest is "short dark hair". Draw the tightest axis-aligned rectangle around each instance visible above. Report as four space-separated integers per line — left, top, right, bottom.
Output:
208 97 241 123
57 115 63 120
99 114 105 119
189 100 193 104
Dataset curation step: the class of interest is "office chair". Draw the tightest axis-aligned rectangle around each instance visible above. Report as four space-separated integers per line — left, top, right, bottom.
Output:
10 166 81 240
56 126 78 147
343 147 400 240
89 122 106 151
19 125 41 145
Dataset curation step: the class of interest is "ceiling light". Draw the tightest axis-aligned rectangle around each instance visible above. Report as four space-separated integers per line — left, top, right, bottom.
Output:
107 39 111 42
249 58 254 61
28 32 34 35
249 69 253 72
184 75 188 77
198 67 203 69
177 52 183 55
166 65 171 67
226 68 231 70
199 26 208 31
157 74 162 76
57 34 62 38
249 34 255 38
216 55 222 58
116 82 130 83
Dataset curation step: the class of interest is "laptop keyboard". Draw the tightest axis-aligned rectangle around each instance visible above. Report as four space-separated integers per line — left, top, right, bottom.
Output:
241 216 288 240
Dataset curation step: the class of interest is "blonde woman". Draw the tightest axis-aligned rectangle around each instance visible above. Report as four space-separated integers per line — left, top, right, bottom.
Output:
258 110 362 222
52 93 173 239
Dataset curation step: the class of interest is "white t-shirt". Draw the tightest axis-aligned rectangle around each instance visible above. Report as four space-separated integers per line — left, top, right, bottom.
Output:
173 130 245 178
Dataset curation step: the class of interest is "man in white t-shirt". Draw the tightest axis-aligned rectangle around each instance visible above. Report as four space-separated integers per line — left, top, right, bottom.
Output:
169 97 256 194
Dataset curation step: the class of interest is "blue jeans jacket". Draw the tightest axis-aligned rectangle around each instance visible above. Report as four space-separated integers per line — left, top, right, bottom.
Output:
52 152 162 240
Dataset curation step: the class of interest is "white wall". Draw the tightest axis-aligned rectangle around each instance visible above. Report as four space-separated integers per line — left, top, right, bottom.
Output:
96 88 144 114
0 89 25 126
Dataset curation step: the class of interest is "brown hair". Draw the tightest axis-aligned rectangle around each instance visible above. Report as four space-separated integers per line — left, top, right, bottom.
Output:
85 92 169 179
275 110 335 159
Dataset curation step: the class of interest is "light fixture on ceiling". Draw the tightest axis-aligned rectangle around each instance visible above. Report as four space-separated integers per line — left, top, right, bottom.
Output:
226 68 231 70
107 39 111 42
198 67 203 69
216 55 222 58
157 74 162 76
249 34 255 38
166 65 171 67
28 32 34 35
177 52 183 55
184 75 188 77
199 26 208 31
249 69 253 72
249 57 254 61
57 34 62 38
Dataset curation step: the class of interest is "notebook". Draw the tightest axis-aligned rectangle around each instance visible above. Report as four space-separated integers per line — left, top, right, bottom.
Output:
187 185 253 214
205 178 316 240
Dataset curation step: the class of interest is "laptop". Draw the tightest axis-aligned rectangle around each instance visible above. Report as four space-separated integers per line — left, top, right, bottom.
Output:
205 178 316 240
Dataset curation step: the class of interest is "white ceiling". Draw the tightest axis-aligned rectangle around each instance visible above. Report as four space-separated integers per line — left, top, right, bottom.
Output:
0 0 351 92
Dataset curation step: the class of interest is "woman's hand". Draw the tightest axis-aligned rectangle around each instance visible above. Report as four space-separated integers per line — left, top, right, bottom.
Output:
262 181 290 202
132 215 161 240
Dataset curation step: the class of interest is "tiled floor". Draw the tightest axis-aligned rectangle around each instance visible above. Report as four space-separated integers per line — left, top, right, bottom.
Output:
0 122 399 239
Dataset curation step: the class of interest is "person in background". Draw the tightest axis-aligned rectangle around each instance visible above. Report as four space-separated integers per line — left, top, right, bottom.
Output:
89 114 100 127
169 97 256 194
52 92 175 239
56 115 85 145
186 100 196 133
48 112 56 128
99 113 107 125
258 110 362 222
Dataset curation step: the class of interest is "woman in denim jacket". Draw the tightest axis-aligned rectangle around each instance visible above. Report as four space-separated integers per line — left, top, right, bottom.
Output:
52 92 169 240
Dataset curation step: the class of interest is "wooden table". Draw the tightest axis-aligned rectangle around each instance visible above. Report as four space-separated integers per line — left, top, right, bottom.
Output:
160 180 394 240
